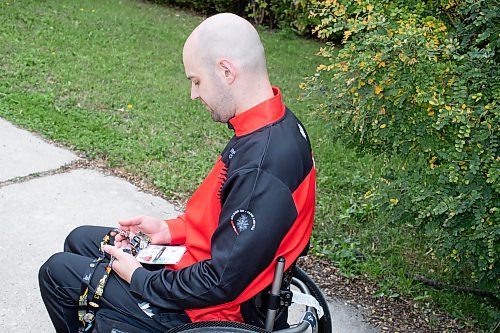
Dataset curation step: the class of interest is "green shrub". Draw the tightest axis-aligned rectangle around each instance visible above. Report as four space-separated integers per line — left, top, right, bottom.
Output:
152 0 247 15
245 0 315 34
151 0 316 35
303 0 499 291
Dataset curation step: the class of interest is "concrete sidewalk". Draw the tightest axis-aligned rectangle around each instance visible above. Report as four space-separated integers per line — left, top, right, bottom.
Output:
0 117 378 332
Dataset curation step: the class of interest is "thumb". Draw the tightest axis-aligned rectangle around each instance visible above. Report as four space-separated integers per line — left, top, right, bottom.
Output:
118 216 143 227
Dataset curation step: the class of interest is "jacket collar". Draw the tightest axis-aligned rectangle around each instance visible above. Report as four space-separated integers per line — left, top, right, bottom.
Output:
228 87 285 137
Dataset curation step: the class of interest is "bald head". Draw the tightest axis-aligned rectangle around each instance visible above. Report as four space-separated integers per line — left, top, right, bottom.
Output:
182 13 274 122
185 13 268 76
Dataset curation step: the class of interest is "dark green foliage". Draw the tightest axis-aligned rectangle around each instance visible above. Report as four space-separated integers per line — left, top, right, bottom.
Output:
151 0 247 15
151 0 315 34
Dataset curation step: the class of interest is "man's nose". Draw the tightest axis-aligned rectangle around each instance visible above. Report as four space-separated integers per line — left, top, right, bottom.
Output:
191 86 199 100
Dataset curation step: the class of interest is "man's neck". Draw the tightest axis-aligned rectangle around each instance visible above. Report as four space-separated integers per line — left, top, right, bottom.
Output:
234 82 274 116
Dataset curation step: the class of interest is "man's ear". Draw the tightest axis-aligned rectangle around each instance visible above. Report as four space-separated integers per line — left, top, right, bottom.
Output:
218 59 236 84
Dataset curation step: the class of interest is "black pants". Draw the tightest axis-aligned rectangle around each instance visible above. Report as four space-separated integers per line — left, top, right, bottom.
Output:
38 226 191 333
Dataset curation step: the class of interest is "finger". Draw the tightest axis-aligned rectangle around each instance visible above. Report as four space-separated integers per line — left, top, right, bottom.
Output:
118 216 144 227
115 237 131 248
110 227 122 236
114 234 126 243
103 245 121 259
115 240 131 249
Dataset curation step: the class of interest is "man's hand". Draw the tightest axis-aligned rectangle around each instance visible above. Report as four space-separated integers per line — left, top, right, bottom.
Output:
103 245 142 284
114 215 172 247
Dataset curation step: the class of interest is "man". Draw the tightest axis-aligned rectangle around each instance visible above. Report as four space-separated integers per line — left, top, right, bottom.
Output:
39 13 316 332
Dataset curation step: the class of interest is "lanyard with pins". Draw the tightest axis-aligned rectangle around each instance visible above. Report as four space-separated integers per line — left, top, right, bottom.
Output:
77 228 151 332
77 229 116 332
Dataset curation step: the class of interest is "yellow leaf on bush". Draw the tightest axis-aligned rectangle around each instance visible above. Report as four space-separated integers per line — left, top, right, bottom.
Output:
374 85 383 95
343 30 353 42
380 124 387 128
429 156 438 169
390 198 399 205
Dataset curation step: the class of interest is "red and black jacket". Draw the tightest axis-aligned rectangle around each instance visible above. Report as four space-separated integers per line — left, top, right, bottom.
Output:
130 87 316 322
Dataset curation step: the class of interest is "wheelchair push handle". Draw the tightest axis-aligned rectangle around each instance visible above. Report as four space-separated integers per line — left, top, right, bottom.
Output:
266 258 323 333
265 256 286 332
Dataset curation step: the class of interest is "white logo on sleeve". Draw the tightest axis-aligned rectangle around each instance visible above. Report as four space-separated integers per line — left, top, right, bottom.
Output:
229 148 236 159
297 123 307 140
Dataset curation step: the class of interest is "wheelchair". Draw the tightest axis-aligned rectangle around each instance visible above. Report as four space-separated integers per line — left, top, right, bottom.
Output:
93 257 332 333
167 260 332 333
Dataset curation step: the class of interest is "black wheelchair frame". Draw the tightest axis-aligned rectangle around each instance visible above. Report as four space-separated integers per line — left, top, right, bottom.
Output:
166 257 332 333
93 258 332 333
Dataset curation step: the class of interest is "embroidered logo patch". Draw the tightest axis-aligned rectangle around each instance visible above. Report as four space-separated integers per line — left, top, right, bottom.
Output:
230 209 256 235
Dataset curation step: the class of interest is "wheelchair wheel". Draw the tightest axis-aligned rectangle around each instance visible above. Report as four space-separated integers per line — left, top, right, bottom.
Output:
166 321 270 333
293 267 332 333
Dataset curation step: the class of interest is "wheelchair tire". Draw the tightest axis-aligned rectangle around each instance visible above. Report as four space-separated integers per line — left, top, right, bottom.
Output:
293 267 332 333
166 321 270 333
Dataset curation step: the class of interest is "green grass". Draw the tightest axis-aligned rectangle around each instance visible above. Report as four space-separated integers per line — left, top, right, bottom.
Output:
1 0 497 331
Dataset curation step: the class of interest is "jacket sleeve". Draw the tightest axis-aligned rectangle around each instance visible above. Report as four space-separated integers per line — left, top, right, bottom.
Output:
165 215 187 245
129 168 298 309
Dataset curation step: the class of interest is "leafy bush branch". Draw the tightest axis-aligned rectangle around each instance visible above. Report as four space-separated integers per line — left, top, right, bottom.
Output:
303 0 499 291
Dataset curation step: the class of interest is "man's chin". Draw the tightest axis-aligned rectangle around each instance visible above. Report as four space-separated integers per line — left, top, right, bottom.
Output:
203 105 228 123
210 113 222 123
